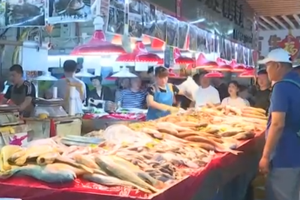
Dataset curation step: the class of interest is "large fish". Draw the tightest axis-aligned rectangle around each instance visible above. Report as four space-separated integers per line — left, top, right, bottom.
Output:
95 156 159 193
37 153 93 174
73 154 106 175
0 145 23 171
0 164 76 183
109 156 163 188
83 174 151 193
10 145 60 166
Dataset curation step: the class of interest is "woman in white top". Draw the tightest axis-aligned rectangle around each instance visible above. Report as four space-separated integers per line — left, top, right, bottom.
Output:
221 81 249 108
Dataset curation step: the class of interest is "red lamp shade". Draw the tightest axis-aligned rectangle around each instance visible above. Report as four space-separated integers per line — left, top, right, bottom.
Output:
186 63 195 69
195 53 218 69
245 66 255 71
238 71 255 78
204 71 224 78
210 57 232 72
174 48 194 65
151 38 165 50
230 59 246 72
116 41 161 63
70 30 125 55
168 69 186 79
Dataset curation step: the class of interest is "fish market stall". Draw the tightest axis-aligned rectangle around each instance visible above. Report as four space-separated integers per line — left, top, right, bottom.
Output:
24 99 82 139
0 105 266 200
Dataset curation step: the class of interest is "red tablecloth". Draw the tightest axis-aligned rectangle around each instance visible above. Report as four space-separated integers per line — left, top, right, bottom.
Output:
0 134 263 200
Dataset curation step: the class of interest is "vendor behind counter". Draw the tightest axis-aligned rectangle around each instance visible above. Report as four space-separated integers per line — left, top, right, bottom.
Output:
88 76 114 108
1 64 36 117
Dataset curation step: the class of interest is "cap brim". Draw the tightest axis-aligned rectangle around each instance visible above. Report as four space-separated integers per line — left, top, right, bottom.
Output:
258 57 271 65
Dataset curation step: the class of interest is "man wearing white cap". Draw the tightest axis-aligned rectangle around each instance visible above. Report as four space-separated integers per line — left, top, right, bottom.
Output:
258 48 300 200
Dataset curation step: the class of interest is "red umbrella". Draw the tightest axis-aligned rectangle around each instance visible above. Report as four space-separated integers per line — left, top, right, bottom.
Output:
70 30 125 55
195 53 218 69
116 41 162 64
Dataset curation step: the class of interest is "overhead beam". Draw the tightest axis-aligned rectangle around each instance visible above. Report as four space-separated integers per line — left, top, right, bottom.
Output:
260 16 278 30
271 16 288 29
282 16 296 29
258 21 270 30
293 14 300 25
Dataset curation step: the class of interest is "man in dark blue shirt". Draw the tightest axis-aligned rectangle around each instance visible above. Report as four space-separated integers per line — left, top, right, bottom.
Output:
258 48 300 200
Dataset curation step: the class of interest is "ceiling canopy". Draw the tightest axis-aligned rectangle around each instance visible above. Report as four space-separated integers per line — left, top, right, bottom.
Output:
247 0 300 30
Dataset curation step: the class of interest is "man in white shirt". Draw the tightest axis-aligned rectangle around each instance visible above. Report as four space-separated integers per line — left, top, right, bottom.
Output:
194 72 220 107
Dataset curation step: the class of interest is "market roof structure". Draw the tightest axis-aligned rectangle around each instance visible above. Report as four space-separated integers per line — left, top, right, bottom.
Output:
247 0 300 30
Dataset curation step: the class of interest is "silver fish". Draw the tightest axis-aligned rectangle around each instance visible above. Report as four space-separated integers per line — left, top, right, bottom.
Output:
95 156 159 193
83 174 151 193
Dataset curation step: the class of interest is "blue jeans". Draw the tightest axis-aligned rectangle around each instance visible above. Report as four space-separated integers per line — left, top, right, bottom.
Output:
266 168 300 200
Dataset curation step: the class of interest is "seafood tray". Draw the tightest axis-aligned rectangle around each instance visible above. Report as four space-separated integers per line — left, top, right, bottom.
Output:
0 105 267 198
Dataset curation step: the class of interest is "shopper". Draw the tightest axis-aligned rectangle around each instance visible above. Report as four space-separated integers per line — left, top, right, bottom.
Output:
221 81 249 108
212 77 229 101
258 48 300 200
88 76 114 108
118 77 147 109
253 69 271 113
54 60 86 114
1 64 36 117
194 72 220 107
146 66 188 120
115 78 130 102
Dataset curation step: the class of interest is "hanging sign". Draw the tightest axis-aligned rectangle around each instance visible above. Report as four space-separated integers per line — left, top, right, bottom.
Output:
106 0 125 35
4 0 46 27
128 0 143 38
278 32 300 61
47 0 93 24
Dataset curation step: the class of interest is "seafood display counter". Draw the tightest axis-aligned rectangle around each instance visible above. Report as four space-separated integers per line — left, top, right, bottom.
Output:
0 106 267 200
24 99 82 138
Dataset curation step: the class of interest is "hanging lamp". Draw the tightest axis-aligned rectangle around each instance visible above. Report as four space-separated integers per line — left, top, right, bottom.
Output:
245 66 255 71
34 71 58 81
174 48 194 65
111 67 137 78
151 38 165 50
238 71 255 78
75 68 93 77
230 59 246 72
105 72 117 80
204 71 224 78
195 53 218 69
116 41 162 64
168 68 186 79
70 1 125 56
208 57 232 72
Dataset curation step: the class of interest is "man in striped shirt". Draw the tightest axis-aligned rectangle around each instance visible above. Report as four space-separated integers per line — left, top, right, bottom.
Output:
117 77 147 109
